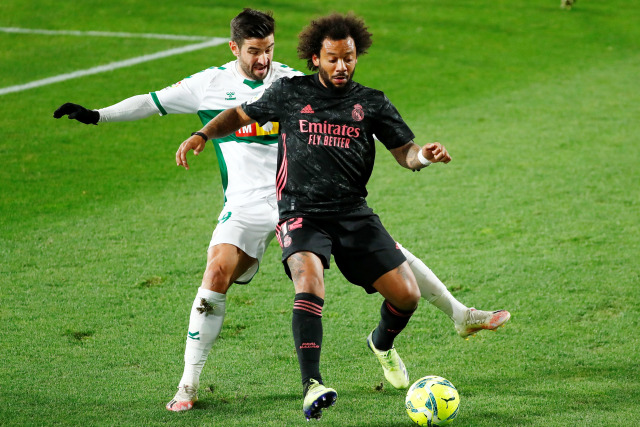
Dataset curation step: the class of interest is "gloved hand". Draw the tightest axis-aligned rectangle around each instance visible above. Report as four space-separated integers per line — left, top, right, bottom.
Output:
53 103 100 125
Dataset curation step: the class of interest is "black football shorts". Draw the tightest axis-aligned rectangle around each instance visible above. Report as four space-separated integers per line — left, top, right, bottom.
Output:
276 207 406 293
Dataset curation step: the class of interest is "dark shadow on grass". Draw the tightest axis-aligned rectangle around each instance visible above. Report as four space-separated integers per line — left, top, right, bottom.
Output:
192 390 300 414
64 329 94 344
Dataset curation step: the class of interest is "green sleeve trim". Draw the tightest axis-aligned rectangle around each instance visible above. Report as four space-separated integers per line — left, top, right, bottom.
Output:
280 64 301 73
150 92 168 116
211 138 229 203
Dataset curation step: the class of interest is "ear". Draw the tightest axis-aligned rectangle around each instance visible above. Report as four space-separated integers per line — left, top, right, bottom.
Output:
312 54 320 67
229 41 240 57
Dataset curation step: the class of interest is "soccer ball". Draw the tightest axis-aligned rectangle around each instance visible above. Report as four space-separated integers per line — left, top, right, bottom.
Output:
405 375 460 426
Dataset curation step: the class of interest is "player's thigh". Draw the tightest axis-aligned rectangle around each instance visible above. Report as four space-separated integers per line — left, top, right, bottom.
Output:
210 204 277 257
208 202 277 284
203 244 257 292
277 217 332 279
371 261 420 311
207 244 257 279
333 212 406 292
286 251 326 297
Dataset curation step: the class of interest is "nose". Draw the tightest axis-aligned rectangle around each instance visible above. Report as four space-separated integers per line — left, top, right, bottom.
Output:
336 59 347 72
257 51 269 65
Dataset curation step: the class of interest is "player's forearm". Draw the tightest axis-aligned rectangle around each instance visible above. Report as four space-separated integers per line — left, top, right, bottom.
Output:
198 106 255 140
97 94 159 122
406 143 430 170
392 142 431 171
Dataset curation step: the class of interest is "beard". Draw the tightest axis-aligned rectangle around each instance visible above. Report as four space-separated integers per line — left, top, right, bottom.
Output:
318 67 354 93
239 60 270 81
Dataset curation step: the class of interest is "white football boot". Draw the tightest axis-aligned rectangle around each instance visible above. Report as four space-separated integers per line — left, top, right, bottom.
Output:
166 384 198 412
455 308 511 339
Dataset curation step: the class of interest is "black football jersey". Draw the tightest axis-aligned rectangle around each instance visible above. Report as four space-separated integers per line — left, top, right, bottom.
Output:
242 74 415 219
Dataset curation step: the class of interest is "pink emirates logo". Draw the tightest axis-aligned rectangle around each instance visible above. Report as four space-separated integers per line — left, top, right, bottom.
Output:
299 119 360 149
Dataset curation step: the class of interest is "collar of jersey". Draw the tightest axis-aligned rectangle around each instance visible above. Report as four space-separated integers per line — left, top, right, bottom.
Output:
243 79 264 89
233 60 267 89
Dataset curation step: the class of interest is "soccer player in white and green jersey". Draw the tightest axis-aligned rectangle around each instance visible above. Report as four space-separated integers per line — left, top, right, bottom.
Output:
54 8 509 413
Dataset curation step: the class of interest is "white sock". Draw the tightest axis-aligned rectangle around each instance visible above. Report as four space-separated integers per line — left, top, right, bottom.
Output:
399 244 468 324
178 287 227 389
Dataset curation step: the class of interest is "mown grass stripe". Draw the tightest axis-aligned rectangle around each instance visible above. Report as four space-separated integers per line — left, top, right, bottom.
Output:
0 37 227 96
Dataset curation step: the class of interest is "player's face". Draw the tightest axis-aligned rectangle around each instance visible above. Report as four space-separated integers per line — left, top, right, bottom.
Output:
312 37 357 91
230 34 275 81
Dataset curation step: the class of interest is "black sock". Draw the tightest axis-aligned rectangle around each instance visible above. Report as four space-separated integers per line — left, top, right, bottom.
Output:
292 292 324 395
372 300 415 351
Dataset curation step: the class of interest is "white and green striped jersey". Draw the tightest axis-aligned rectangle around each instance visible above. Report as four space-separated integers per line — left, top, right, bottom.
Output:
151 60 303 207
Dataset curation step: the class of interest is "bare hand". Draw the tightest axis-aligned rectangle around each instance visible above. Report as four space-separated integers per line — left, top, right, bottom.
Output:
176 135 207 170
422 142 451 164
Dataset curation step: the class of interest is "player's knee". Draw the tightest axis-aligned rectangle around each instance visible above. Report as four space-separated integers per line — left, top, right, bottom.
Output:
408 286 421 308
395 283 421 311
399 292 420 311
292 272 324 295
404 264 421 303
202 263 233 292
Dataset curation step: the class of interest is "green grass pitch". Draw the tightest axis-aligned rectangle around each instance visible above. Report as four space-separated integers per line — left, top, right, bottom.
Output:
1 0 639 425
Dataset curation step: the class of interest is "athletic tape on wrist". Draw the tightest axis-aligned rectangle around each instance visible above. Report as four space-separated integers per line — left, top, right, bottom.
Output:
417 149 432 166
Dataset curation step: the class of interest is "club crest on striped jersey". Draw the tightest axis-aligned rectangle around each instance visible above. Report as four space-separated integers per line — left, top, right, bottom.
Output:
352 104 364 121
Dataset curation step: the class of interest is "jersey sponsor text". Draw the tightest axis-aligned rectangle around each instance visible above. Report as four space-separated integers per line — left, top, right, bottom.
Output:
299 119 359 149
235 122 280 137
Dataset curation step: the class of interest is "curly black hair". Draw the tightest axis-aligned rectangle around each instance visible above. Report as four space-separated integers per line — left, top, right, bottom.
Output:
297 13 373 71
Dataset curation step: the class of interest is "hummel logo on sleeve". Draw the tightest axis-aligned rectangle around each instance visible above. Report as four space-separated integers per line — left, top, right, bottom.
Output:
300 104 315 114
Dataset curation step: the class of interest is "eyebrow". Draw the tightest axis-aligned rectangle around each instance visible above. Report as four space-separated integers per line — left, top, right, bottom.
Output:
324 49 355 56
248 43 274 52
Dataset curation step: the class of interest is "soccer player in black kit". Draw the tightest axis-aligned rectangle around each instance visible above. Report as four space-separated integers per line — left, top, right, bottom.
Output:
176 13 452 420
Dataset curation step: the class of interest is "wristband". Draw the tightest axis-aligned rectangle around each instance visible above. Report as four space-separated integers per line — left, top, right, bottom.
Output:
191 131 208 142
417 149 432 166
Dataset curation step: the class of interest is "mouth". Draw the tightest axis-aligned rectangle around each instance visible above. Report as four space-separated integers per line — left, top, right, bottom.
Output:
332 74 348 85
254 63 269 73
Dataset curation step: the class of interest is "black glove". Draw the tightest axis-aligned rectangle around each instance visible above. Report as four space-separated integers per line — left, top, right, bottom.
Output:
53 103 100 125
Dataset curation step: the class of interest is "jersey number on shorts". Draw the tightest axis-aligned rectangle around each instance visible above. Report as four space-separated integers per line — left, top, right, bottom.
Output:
289 217 303 231
276 217 302 248
219 212 232 223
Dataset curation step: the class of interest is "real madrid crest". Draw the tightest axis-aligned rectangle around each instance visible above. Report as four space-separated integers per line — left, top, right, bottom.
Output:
352 104 364 121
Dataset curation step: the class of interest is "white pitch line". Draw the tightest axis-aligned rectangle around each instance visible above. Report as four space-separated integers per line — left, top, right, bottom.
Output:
0 27 214 41
0 37 227 96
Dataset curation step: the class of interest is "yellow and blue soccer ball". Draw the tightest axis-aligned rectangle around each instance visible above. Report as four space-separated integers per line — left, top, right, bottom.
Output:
405 375 460 426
